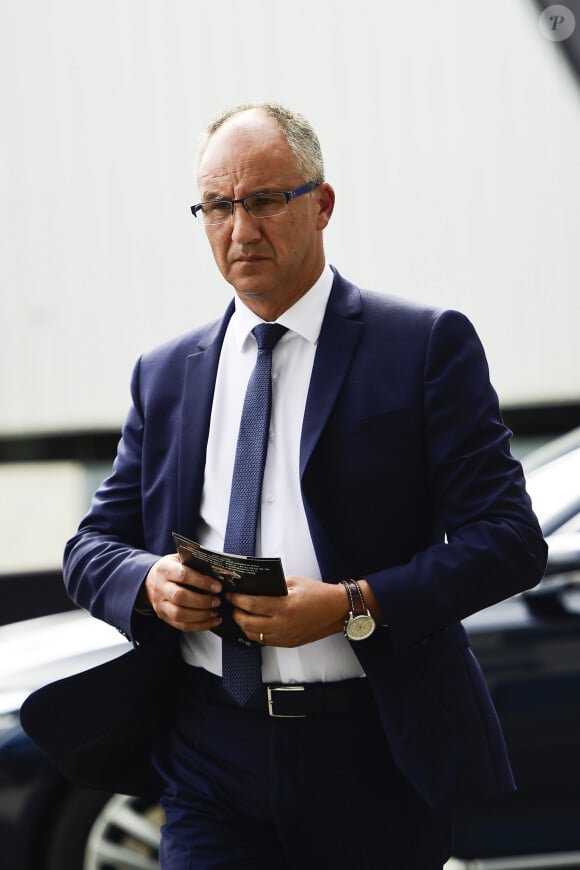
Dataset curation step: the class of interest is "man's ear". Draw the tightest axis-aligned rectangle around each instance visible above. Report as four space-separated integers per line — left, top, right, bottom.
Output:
316 182 335 231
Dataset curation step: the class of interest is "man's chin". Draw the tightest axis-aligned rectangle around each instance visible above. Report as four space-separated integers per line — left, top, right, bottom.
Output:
229 265 276 295
230 258 270 277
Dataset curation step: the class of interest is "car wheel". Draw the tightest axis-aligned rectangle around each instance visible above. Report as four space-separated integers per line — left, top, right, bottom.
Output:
44 788 162 870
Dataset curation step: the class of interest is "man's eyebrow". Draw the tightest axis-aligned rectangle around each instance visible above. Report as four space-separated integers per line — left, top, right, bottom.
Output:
201 187 279 201
201 192 228 202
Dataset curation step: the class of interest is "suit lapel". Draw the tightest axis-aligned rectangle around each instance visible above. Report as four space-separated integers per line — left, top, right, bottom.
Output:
177 272 364 536
300 272 363 478
177 301 234 534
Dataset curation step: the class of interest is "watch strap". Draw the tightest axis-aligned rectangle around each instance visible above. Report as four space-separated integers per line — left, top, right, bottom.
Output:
340 579 366 617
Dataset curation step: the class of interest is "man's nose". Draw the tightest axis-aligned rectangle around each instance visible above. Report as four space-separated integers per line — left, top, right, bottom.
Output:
230 203 261 244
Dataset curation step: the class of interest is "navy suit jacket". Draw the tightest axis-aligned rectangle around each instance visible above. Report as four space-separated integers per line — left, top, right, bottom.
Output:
22 269 547 808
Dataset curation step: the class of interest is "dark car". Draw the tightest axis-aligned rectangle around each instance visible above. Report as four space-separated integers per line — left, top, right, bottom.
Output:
1 430 580 870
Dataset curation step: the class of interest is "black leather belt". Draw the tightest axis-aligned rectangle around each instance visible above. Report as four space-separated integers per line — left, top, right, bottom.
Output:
183 666 376 718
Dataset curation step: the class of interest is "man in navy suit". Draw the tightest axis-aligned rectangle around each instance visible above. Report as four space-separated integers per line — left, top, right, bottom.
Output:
60 103 546 868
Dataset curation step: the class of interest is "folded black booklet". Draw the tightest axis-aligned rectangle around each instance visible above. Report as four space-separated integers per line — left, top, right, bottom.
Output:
172 532 287 647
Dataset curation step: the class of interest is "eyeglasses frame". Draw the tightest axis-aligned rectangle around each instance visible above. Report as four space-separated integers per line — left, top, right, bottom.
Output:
190 181 321 224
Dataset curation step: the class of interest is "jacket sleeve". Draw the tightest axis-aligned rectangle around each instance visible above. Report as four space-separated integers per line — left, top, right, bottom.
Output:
364 308 547 654
63 355 163 642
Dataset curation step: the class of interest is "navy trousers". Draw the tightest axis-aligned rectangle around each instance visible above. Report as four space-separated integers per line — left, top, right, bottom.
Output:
153 669 452 870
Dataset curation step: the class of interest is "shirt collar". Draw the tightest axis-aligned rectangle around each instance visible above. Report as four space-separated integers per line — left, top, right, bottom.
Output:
232 263 334 351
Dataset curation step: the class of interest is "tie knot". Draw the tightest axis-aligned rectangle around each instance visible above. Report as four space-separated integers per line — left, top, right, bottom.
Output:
252 323 288 352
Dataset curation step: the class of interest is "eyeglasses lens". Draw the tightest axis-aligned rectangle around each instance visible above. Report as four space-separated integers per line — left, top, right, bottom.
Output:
199 193 288 225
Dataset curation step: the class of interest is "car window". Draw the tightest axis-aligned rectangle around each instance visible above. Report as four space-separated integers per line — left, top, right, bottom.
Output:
522 427 580 473
557 511 580 536
525 447 580 533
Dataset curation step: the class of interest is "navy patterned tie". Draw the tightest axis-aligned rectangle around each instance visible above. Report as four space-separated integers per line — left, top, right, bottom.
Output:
222 322 287 705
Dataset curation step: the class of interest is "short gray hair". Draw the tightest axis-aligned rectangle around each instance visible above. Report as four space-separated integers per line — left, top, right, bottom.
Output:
197 102 325 183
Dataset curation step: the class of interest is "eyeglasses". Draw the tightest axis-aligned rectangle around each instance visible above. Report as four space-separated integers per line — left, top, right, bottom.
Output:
190 181 320 227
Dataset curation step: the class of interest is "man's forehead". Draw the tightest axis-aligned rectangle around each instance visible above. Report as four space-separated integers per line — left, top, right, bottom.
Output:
198 160 263 192
202 110 279 156
198 116 295 192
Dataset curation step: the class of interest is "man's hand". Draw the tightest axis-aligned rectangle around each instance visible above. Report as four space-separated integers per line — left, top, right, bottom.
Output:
226 575 349 647
139 554 223 633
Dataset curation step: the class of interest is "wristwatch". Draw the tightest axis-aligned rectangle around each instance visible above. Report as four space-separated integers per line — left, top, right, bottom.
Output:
341 579 376 641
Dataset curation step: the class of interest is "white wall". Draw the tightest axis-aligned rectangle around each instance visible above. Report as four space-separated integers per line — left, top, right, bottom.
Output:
2 0 579 436
0 462 87 571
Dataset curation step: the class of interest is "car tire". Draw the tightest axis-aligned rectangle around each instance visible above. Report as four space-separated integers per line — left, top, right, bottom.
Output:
44 787 161 870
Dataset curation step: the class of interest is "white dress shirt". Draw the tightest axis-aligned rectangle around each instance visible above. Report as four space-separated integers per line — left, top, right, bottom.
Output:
180 264 365 683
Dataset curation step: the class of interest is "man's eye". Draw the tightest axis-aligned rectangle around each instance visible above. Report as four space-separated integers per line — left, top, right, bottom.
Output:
204 201 231 213
253 195 277 207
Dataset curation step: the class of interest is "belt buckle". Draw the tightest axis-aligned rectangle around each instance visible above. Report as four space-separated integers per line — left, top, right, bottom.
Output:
267 685 306 718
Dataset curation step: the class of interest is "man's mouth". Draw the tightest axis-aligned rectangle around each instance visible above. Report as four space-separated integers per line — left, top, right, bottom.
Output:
236 255 266 263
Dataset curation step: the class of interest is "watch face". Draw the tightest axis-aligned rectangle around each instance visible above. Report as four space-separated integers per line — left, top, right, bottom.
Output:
346 614 376 641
